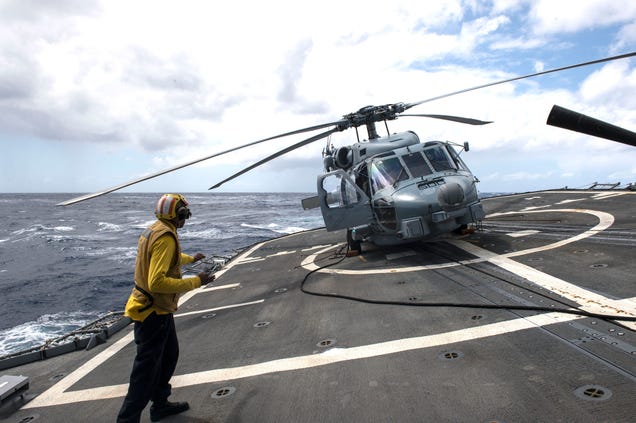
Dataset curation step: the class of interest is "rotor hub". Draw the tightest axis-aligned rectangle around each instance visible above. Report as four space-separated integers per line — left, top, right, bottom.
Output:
338 103 407 132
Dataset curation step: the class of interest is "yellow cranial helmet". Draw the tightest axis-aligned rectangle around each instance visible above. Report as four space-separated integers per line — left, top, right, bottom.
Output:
154 194 191 220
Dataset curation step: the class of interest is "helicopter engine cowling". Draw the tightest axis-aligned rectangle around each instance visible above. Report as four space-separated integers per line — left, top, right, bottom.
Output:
335 146 353 169
437 182 465 210
323 155 336 171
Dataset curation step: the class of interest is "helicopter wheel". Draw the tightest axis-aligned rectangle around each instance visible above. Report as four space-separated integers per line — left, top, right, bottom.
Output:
454 224 468 233
454 224 475 235
346 229 362 256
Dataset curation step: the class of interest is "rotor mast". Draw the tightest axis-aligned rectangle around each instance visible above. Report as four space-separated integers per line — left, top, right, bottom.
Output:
340 103 406 140
366 119 379 140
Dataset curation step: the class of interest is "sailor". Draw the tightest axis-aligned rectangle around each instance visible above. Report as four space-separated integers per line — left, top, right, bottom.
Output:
117 194 214 422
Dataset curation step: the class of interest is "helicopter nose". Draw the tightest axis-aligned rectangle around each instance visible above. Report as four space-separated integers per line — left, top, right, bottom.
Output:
437 182 465 208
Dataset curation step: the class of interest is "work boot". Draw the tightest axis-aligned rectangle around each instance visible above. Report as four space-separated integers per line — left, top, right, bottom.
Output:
150 400 190 421
346 249 361 257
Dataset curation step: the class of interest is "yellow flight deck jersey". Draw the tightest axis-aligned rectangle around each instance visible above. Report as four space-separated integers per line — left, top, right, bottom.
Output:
124 219 201 322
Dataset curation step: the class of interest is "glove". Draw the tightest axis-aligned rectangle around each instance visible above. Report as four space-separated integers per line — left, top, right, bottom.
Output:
198 272 215 286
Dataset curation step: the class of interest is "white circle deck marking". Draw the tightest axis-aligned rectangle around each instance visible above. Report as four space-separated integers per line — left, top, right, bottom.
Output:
301 209 614 275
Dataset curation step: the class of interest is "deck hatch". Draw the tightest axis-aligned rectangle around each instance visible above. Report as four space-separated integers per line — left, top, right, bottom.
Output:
212 387 236 398
574 385 612 401
317 339 336 348
439 350 464 360
254 321 270 328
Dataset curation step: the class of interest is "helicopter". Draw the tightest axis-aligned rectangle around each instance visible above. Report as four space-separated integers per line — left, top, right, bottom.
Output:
59 52 636 249
297 105 488 249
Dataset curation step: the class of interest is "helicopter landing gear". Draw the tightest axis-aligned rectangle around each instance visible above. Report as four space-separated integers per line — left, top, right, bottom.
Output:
346 228 362 257
454 224 475 236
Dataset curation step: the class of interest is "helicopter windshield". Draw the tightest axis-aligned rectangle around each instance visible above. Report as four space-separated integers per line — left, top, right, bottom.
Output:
423 145 456 172
370 157 408 191
402 152 433 178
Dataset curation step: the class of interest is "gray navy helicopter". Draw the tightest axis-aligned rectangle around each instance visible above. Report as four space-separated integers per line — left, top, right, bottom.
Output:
59 52 636 250
299 108 487 249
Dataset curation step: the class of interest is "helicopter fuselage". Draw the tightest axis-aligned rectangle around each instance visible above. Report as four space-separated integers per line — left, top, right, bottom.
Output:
311 131 485 246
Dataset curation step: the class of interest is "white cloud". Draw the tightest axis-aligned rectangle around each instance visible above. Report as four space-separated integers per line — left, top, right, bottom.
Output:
580 61 636 112
1 0 636 193
614 22 636 53
529 0 636 34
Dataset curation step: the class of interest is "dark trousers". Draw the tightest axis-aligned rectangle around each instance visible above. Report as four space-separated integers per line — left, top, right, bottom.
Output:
117 312 179 423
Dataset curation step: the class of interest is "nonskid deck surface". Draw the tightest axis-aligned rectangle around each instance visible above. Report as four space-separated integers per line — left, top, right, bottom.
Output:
5 190 636 422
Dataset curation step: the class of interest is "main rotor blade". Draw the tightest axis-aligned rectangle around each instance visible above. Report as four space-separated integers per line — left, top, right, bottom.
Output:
405 51 636 110
209 127 340 190
57 119 349 206
546 104 636 147
399 114 492 125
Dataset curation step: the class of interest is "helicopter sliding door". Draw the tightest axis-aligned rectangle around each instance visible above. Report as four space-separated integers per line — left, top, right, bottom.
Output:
317 170 372 231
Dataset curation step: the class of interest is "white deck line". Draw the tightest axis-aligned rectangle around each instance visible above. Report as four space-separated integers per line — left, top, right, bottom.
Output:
21 203 636 409
22 240 271 411
22 298 265 409
23 312 579 407
175 299 264 318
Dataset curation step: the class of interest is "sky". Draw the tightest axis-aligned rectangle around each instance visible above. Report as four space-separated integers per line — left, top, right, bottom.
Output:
1 0 636 195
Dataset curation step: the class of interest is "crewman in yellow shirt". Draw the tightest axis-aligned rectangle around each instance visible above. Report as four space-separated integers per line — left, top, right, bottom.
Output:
117 194 214 423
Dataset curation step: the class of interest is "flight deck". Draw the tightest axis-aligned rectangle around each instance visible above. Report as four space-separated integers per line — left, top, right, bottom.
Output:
3 190 636 422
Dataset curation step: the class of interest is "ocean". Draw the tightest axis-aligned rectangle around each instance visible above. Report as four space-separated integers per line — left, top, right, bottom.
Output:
0 192 324 356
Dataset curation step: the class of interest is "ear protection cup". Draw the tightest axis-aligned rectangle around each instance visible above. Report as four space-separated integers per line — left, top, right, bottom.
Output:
176 206 191 220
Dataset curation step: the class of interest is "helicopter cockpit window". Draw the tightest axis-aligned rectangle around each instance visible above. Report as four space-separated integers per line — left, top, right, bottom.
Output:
402 152 433 178
423 146 456 172
370 157 408 192
322 173 360 208
445 145 467 170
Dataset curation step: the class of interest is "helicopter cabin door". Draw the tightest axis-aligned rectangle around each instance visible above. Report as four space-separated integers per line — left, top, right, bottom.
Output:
317 169 372 231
